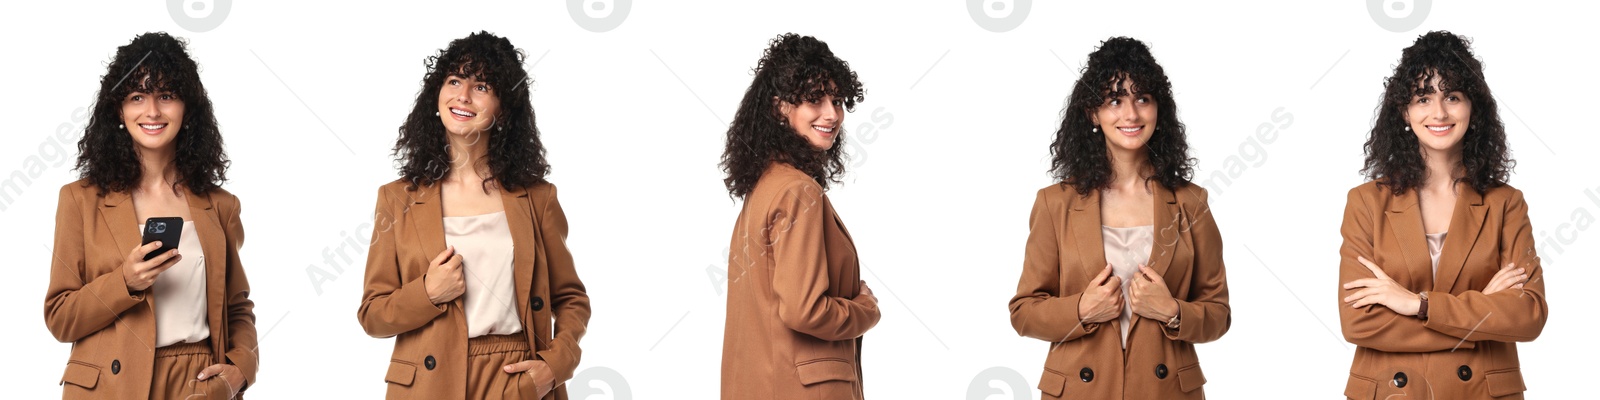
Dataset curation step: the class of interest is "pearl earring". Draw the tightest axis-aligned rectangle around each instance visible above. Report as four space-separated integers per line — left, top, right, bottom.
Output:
435 111 440 117
1092 127 1099 133
1404 126 1411 132
118 124 125 129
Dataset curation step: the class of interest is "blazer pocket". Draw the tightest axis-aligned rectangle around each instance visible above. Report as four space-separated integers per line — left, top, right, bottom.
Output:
1037 367 1067 398
385 360 417 387
794 358 856 386
60 361 100 390
1343 373 1377 400
1485 368 1526 398
1176 363 1206 393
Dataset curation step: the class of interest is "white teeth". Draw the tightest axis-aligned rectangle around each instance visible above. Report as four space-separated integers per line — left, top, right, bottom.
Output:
1427 125 1452 132
813 126 834 133
1118 127 1142 133
450 108 475 117
139 124 165 130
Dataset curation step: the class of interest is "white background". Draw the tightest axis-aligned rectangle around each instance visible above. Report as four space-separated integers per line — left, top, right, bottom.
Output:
2 0 1595 398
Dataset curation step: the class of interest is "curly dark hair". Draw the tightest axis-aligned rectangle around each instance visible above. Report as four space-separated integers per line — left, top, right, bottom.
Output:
720 33 865 199
1362 30 1511 195
75 32 228 195
1048 37 1194 195
393 31 548 192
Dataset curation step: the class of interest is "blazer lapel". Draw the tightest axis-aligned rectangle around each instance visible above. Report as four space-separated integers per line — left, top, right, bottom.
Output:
407 184 457 311
1434 189 1487 294
186 189 228 357
1147 185 1179 279
98 190 140 257
500 186 536 326
1383 190 1433 290
1068 190 1106 283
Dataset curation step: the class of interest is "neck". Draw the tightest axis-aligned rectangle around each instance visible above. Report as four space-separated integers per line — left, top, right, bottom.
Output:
135 146 179 194
1421 146 1463 194
1107 145 1151 193
445 131 490 185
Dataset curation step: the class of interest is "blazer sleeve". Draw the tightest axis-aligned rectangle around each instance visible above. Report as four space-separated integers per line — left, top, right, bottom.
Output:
770 181 880 342
1162 188 1231 343
357 185 446 338
219 195 260 387
1338 188 1474 352
1422 189 1548 342
43 184 146 343
532 185 591 385
1010 188 1100 343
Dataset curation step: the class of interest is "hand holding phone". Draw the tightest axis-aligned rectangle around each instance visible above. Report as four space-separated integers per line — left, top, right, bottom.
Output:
122 217 185 292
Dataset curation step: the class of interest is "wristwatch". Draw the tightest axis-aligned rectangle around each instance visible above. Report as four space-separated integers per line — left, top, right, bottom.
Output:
1417 292 1430 320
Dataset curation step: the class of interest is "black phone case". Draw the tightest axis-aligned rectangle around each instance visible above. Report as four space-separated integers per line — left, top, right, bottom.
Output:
141 217 184 261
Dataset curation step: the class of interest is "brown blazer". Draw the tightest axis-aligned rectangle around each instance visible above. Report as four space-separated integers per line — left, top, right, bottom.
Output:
358 180 590 400
721 163 881 400
1009 183 1230 399
1338 182 1547 399
44 179 260 400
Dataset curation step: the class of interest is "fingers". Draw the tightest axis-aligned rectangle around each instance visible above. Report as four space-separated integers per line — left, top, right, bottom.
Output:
143 248 181 267
431 245 457 266
502 360 537 373
1343 288 1377 305
1138 265 1158 281
1342 278 1378 290
1356 256 1387 279
149 254 184 274
1091 264 1112 286
133 241 163 257
196 363 225 380
1105 275 1123 289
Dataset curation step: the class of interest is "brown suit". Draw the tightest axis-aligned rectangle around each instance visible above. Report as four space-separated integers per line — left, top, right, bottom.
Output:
722 163 881 399
44 179 260 399
1338 182 1546 399
1009 183 1230 399
358 180 590 400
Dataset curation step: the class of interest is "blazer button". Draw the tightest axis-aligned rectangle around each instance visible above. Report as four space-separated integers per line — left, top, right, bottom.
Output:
1079 367 1094 382
1155 364 1169 379
1392 372 1408 388
530 296 544 311
1457 365 1472 381
424 355 436 370
110 359 120 375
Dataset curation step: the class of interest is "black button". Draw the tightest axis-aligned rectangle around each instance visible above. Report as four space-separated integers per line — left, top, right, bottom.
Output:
530 296 544 311
1155 364 1169 379
1392 372 1408 388
1458 365 1472 381
110 359 120 374
424 355 436 370
1079 367 1094 382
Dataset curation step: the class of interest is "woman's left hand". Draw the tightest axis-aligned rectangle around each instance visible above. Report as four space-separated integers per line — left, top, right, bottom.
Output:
1343 256 1422 316
504 359 555 398
197 363 244 399
1130 265 1180 322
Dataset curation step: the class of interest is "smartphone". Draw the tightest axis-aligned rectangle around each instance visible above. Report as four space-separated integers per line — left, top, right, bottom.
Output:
141 217 184 261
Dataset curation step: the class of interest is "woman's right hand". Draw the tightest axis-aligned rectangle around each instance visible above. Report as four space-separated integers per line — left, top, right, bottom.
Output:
424 246 465 305
1481 262 1527 295
1078 265 1123 324
122 241 181 292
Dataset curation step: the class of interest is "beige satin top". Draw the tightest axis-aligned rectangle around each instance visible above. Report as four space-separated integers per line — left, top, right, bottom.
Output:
143 221 211 347
1426 231 1447 278
1102 225 1154 348
443 211 523 338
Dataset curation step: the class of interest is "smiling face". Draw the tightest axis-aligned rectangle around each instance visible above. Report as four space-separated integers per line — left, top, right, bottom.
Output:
1405 75 1472 153
436 74 501 139
779 90 844 151
1091 80 1158 153
121 87 185 152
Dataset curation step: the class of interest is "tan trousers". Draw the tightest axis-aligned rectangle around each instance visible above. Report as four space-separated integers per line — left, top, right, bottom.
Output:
467 334 541 400
151 340 232 399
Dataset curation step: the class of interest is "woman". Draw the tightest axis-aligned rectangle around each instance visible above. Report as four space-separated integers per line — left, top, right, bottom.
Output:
719 33 881 399
1337 31 1546 399
44 32 257 399
1008 37 1230 399
357 31 591 400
